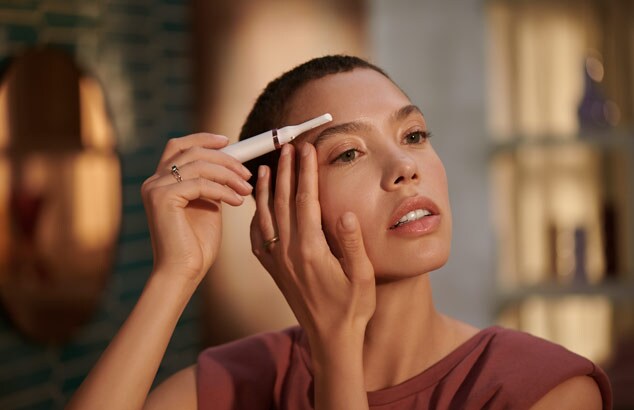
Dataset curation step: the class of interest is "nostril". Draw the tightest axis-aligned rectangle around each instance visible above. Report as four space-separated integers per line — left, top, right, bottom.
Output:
394 173 418 185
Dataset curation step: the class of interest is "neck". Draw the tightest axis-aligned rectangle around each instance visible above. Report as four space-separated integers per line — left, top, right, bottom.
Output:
362 274 468 391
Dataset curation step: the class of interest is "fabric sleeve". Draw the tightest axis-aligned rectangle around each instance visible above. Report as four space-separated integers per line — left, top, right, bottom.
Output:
196 326 299 410
486 327 612 410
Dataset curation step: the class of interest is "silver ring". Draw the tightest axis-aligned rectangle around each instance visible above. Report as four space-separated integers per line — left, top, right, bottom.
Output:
171 164 183 183
263 235 279 252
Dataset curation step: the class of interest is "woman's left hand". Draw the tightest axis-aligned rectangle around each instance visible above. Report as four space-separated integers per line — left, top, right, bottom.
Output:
250 143 376 348
250 142 374 409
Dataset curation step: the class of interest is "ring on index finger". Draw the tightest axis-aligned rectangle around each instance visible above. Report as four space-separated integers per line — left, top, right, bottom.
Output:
171 164 183 183
263 235 279 253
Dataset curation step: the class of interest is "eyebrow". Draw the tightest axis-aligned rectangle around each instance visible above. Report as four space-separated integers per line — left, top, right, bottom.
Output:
312 104 424 148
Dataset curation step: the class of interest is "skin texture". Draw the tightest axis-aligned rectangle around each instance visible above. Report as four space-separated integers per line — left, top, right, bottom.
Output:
66 68 603 410
248 69 474 406
284 68 452 280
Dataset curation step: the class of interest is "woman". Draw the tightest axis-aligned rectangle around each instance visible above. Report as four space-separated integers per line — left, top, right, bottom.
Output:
68 55 611 409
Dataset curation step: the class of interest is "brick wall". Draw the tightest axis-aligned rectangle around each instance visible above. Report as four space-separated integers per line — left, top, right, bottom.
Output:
0 1 199 409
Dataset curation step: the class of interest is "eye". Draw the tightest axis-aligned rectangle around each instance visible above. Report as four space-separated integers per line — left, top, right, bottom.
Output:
333 148 359 164
403 130 432 145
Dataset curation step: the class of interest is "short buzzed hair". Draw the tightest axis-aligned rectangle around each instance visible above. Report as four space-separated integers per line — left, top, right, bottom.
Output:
239 55 390 192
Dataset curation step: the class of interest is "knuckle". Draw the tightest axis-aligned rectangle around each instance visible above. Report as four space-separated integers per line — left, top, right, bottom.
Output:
295 191 311 207
190 145 203 156
190 159 204 174
299 244 316 262
140 177 153 197
258 215 269 232
193 158 206 169
146 187 164 208
354 272 374 286
273 195 285 214
194 177 206 188
165 137 180 150
341 234 360 249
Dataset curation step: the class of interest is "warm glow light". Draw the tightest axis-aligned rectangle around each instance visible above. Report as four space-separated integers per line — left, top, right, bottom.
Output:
0 82 9 149
546 146 604 283
80 77 116 150
0 158 10 283
202 0 366 336
513 144 605 284
72 152 121 252
485 2 514 140
586 56 604 83
488 3 586 139
490 154 519 287
515 13 541 137
517 148 549 284
207 0 364 139
546 14 583 136
520 296 612 364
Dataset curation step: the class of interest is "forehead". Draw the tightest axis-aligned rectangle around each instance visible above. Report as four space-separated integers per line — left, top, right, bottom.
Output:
283 68 411 126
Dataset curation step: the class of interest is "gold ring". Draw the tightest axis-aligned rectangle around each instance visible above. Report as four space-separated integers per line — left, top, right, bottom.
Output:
171 164 183 183
263 236 279 252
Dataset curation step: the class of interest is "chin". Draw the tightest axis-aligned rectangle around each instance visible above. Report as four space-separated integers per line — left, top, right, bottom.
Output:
373 247 450 283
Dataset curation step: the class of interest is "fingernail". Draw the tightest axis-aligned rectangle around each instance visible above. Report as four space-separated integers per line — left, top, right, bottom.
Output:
234 192 244 202
243 166 252 177
258 165 267 178
281 144 290 156
341 212 356 231
301 143 311 157
241 179 253 190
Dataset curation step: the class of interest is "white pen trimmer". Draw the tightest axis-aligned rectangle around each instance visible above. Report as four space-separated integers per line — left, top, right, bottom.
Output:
220 113 333 163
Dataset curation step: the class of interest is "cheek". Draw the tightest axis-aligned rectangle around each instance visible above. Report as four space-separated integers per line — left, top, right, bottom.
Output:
426 154 450 205
318 172 376 255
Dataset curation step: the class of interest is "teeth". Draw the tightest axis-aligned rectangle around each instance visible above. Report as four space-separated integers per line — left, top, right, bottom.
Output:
393 208 432 228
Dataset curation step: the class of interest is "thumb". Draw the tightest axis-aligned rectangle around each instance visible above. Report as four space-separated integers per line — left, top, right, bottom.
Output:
336 212 374 283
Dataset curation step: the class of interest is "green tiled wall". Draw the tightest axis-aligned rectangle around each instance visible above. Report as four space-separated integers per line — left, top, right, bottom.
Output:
0 1 199 409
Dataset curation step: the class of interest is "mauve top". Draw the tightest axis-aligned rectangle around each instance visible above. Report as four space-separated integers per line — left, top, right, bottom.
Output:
197 326 612 409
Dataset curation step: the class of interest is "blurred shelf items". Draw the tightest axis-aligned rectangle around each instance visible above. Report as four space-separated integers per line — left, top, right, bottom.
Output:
486 0 634 406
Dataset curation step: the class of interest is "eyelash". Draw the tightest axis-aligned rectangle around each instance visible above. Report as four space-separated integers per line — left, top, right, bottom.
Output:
403 130 432 145
331 130 432 165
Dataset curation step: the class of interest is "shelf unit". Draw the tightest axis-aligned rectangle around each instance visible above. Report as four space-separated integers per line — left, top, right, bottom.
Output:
489 131 634 403
486 0 634 405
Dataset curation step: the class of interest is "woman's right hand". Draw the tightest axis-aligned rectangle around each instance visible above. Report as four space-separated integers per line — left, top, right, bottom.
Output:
141 133 253 284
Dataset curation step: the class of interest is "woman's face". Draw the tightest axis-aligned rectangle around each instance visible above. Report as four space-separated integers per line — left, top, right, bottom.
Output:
284 68 452 280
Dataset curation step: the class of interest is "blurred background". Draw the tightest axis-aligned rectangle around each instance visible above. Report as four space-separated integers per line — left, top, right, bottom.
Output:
0 0 632 408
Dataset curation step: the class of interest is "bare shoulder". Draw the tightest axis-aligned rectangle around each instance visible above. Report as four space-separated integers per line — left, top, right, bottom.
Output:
530 375 602 410
144 365 197 410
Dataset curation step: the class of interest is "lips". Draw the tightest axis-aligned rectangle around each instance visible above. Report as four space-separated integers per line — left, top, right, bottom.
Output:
388 196 440 231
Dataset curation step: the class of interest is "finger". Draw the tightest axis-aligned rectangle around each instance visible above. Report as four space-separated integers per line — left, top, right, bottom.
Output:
295 143 323 246
153 160 253 196
255 165 278 246
160 133 229 163
159 145 252 180
152 177 245 208
335 212 374 283
274 144 296 247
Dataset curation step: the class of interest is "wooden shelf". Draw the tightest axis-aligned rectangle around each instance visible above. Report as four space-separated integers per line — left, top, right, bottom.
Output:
495 277 634 313
489 129 634 156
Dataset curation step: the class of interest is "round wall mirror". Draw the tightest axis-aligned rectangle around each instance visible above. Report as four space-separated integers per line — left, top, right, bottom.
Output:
0 47 121 343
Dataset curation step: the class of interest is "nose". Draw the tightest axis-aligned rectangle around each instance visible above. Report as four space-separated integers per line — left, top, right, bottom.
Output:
380 150 420 191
